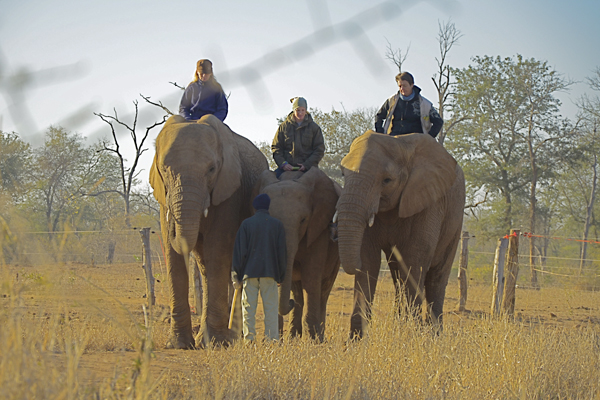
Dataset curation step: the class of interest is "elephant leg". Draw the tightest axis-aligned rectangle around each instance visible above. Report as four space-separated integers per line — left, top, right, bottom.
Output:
350 243 381 340
316 245 339 342
317 269 337 342
289 280 304 338
302 274 322 341
165 242 194 349
195 251 232 347
425 237 459 329
385 248 404 316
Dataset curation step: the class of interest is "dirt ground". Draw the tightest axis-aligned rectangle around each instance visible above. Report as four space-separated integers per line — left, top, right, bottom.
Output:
4 262 600 387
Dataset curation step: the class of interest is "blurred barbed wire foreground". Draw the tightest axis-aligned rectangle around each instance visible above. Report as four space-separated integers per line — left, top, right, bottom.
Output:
0 0 459 143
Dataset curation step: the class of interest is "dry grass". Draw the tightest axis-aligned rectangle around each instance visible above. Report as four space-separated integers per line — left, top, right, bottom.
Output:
1 262 600 399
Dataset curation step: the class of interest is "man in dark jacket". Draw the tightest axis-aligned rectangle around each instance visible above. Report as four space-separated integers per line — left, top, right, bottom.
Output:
375 72 443 138
272 97 325 178
232 194 287 342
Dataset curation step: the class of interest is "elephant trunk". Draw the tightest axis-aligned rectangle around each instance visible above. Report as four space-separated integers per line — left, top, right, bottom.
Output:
278 235 298 316
168 184 207 255
337 180 373 275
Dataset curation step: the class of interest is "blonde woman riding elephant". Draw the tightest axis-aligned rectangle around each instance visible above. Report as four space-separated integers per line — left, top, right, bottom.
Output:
150 114 268 348
254 167 340 341
336 131 465 339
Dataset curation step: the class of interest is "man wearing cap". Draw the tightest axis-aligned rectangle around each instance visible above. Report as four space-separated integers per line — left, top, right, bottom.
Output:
232 194 287 342
272 97 325 178
375 71 443 138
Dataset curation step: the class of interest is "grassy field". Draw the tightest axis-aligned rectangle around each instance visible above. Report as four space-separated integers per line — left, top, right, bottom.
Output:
1 261 600 399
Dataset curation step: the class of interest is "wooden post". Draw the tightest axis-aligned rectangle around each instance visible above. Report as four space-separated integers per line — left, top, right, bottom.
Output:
490 238 508 316
456 231 470 312
500 229 520 316
190 255 203 315
139 227 156 307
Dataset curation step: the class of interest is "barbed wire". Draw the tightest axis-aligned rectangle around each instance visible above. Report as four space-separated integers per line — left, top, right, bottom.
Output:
469 251 600 264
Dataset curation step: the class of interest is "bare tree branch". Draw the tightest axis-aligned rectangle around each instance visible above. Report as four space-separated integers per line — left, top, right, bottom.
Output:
432 19 462 145
141 94 175 116
384 37 410 73
169 81 186 90
94 98 167 226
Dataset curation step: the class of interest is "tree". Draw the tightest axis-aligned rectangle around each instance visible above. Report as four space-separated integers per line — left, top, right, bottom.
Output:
571 67 600 272
447 55 574 286
384 37 410 73
94 97 167 226
447 56 531 237
0 131 32 200
432 20 463 145
27 126 118 235
516 57 573 287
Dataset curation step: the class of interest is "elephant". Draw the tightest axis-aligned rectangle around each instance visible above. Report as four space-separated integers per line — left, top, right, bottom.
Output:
149 114 268 348
335 131 465 339
254 167 341 341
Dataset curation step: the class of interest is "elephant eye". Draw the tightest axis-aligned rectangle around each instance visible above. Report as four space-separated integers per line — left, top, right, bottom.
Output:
383 178 392 185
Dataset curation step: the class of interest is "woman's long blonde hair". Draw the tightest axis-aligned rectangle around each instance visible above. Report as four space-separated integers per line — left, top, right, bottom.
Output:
192 59 215 83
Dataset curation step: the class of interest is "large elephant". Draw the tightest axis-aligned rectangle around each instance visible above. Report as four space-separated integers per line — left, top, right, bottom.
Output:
149 114 268 348
254 168 340 341
336 131 465 338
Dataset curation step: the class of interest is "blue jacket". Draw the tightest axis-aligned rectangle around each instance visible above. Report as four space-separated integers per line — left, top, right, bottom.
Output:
232 210 287 284
179 79 228 122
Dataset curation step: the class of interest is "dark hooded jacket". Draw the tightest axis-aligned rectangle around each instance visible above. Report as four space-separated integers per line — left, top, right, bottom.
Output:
179 79 228 122
232 210 287 284
272 112 325 170
375 85 443 138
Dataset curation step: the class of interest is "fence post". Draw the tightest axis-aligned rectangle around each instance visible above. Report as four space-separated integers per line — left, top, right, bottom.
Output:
500 229 520 316
139 227 156 307
490 237 508 316
456 231 470 312
190 255 203 315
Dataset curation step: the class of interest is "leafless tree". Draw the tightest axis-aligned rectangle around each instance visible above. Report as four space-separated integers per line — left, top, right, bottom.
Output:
384 37 410 73
94 96 167 226
432 20 463 145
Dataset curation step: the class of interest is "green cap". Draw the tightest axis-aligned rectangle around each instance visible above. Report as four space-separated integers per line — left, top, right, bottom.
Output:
291 97 307 110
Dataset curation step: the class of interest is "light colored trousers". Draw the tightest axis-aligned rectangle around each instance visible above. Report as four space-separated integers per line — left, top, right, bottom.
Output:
242 277 279 342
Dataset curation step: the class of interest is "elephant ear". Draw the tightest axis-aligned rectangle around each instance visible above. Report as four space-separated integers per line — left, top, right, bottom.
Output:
300 168 338 247
200 115 242 206
149 151 166 206
398 135 457 218
340 130 376 173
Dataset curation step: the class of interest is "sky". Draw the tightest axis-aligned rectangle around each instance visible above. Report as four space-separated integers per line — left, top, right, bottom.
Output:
1 0 599 181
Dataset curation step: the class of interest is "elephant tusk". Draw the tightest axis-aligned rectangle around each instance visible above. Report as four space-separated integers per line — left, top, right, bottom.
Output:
332 210 338 223
166 209 170 222
204 208 208 218
368 214 375 227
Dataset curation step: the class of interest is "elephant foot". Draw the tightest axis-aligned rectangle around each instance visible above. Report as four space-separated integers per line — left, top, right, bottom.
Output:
194 331 231 349
165 335 195 350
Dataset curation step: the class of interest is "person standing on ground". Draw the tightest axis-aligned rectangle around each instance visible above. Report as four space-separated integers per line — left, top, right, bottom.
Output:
232 194 287 342
272 97 325 178
375 71 443 138
179 59 228 122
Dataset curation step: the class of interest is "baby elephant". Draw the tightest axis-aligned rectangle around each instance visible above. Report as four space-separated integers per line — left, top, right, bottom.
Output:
254 167 340 341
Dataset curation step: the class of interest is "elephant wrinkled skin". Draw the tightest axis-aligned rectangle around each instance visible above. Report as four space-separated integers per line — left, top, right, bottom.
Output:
254 168 340 341
150 115 268 348
336 131 465 339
